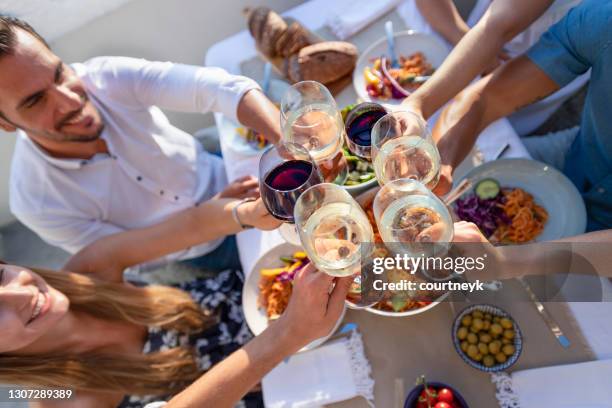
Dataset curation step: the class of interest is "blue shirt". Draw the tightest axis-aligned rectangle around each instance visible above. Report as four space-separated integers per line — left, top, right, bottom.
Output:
527 0 612 231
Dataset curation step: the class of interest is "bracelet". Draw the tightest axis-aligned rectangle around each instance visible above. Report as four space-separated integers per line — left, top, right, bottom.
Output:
232 197 257 230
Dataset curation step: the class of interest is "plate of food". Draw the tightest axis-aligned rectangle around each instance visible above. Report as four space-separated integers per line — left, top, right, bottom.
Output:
454 158 587 243
354 186 449 317
353 31 449 108
242 243 347 352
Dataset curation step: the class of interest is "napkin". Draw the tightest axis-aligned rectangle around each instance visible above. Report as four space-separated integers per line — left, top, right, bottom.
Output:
262 330 375 408
492 359 612 408
475 119 532 161
325 0 402 40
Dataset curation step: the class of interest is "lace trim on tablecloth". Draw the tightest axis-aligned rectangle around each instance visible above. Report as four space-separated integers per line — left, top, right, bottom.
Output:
345 330 376 408
492 372 521 408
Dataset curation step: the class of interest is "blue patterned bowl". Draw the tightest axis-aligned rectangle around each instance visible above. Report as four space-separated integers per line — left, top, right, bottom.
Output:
452 304 523 372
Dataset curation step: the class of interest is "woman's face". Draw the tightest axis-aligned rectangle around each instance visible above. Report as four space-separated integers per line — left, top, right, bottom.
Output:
0 265 69 353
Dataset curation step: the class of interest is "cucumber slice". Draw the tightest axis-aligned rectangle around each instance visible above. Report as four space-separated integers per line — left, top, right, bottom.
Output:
475 178 501 199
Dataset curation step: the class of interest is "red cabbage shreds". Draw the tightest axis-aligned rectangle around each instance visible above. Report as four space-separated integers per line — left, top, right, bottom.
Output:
455 193 509 237
275 259 310 282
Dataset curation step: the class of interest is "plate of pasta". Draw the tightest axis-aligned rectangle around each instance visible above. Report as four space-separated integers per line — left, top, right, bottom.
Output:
455 158 587 242
242 243 346 352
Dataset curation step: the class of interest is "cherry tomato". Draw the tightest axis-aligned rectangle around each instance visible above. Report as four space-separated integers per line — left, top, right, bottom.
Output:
437 388 454 403
416 398 429 408
418 387 438 405
434 402 452 408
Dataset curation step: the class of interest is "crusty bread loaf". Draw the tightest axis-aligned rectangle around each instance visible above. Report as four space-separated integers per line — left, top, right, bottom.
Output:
288 41 358 84
247 7 269 39
275 22 311 58
247 7 287 57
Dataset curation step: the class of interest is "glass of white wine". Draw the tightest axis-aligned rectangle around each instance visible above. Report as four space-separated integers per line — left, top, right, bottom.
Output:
294 183 374 277
281 81 348 185
373 178 453 257
371 110 441 189
295 183 381 307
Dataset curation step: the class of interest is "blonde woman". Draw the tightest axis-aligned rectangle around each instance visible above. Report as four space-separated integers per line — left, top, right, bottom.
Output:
0 261 350 407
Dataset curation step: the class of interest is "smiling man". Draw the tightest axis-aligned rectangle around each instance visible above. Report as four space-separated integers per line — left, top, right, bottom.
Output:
0 16 282 276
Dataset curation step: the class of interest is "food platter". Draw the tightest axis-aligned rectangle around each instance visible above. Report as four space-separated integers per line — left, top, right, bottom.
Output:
354 186 449 317
353 30 449 109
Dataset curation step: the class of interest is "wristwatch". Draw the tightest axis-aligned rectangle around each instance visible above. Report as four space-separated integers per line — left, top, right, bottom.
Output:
232 197 257 230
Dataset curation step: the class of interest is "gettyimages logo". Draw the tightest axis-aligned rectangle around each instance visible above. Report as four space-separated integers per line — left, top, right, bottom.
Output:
353 241 609 308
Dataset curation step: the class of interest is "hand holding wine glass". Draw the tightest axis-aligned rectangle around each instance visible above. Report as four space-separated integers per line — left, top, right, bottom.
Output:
373 178 453 257
280 81 348 185
234 198 283 231
371 110 441 189
259 142 323 243
294 183 381 308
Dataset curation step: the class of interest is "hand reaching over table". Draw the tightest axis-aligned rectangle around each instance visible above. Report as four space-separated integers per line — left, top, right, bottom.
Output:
216 175 260 200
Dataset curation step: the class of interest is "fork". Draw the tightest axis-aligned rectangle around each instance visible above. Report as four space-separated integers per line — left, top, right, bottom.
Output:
385 21 400 69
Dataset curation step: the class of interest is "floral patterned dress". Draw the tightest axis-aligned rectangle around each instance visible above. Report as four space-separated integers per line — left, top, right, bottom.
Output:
118 269 263 408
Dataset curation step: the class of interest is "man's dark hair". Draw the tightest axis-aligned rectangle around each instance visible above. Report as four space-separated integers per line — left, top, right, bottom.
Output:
0 16 49 58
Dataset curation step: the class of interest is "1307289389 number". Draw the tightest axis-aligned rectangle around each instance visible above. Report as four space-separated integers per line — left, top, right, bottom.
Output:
3 388 74 401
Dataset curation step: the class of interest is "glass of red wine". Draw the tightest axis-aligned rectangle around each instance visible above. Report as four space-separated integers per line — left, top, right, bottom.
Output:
344 102 387 160
259 142 324 244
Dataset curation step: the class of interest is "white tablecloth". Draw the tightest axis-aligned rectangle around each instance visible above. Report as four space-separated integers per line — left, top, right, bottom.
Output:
205 0 612 364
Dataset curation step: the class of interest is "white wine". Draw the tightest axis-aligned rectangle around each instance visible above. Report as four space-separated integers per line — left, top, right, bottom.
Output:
284 104 348 184
378 194 453 256
303 202 373 277
373 135 440 187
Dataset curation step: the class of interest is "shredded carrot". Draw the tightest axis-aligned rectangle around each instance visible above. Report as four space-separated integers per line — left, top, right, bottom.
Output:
494 188 548 243
258 277 292 320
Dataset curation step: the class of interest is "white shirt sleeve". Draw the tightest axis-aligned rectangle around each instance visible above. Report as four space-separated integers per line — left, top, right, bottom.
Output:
84 57 260 123
13 211 125 255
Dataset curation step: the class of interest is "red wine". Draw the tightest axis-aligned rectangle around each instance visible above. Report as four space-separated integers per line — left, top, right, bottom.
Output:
265 160 312 190
345 102 387 147
262 160 320 222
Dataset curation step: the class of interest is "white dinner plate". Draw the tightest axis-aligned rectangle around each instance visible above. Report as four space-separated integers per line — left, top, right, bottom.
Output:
352 30 449 110
242 242 346 352
459 158 587 241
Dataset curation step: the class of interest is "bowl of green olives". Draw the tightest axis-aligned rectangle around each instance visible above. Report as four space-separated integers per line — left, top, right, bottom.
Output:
452 304 523 372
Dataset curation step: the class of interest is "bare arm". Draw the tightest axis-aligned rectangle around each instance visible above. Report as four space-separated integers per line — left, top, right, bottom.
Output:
454 222 612 281
237 89 282 144
166 264 352 407
434 55 559 172
415 0 469 45
64 198 279 281
405 0 554 119
506 230 612 279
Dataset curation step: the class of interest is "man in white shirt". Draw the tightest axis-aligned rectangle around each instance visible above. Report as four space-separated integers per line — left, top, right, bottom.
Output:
0 17 281 276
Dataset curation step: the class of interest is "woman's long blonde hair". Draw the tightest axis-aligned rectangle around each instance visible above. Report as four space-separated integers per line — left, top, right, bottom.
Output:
0 266 214 396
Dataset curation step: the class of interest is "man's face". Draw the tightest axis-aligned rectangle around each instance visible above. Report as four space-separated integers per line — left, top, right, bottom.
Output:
0 29 103 142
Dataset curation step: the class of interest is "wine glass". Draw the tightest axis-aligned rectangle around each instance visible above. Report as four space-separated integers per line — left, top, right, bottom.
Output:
373 178 453 258
259 142 323 244
280 81 348 185
343 102 387 159
294 183 380 307
371 110 441 189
